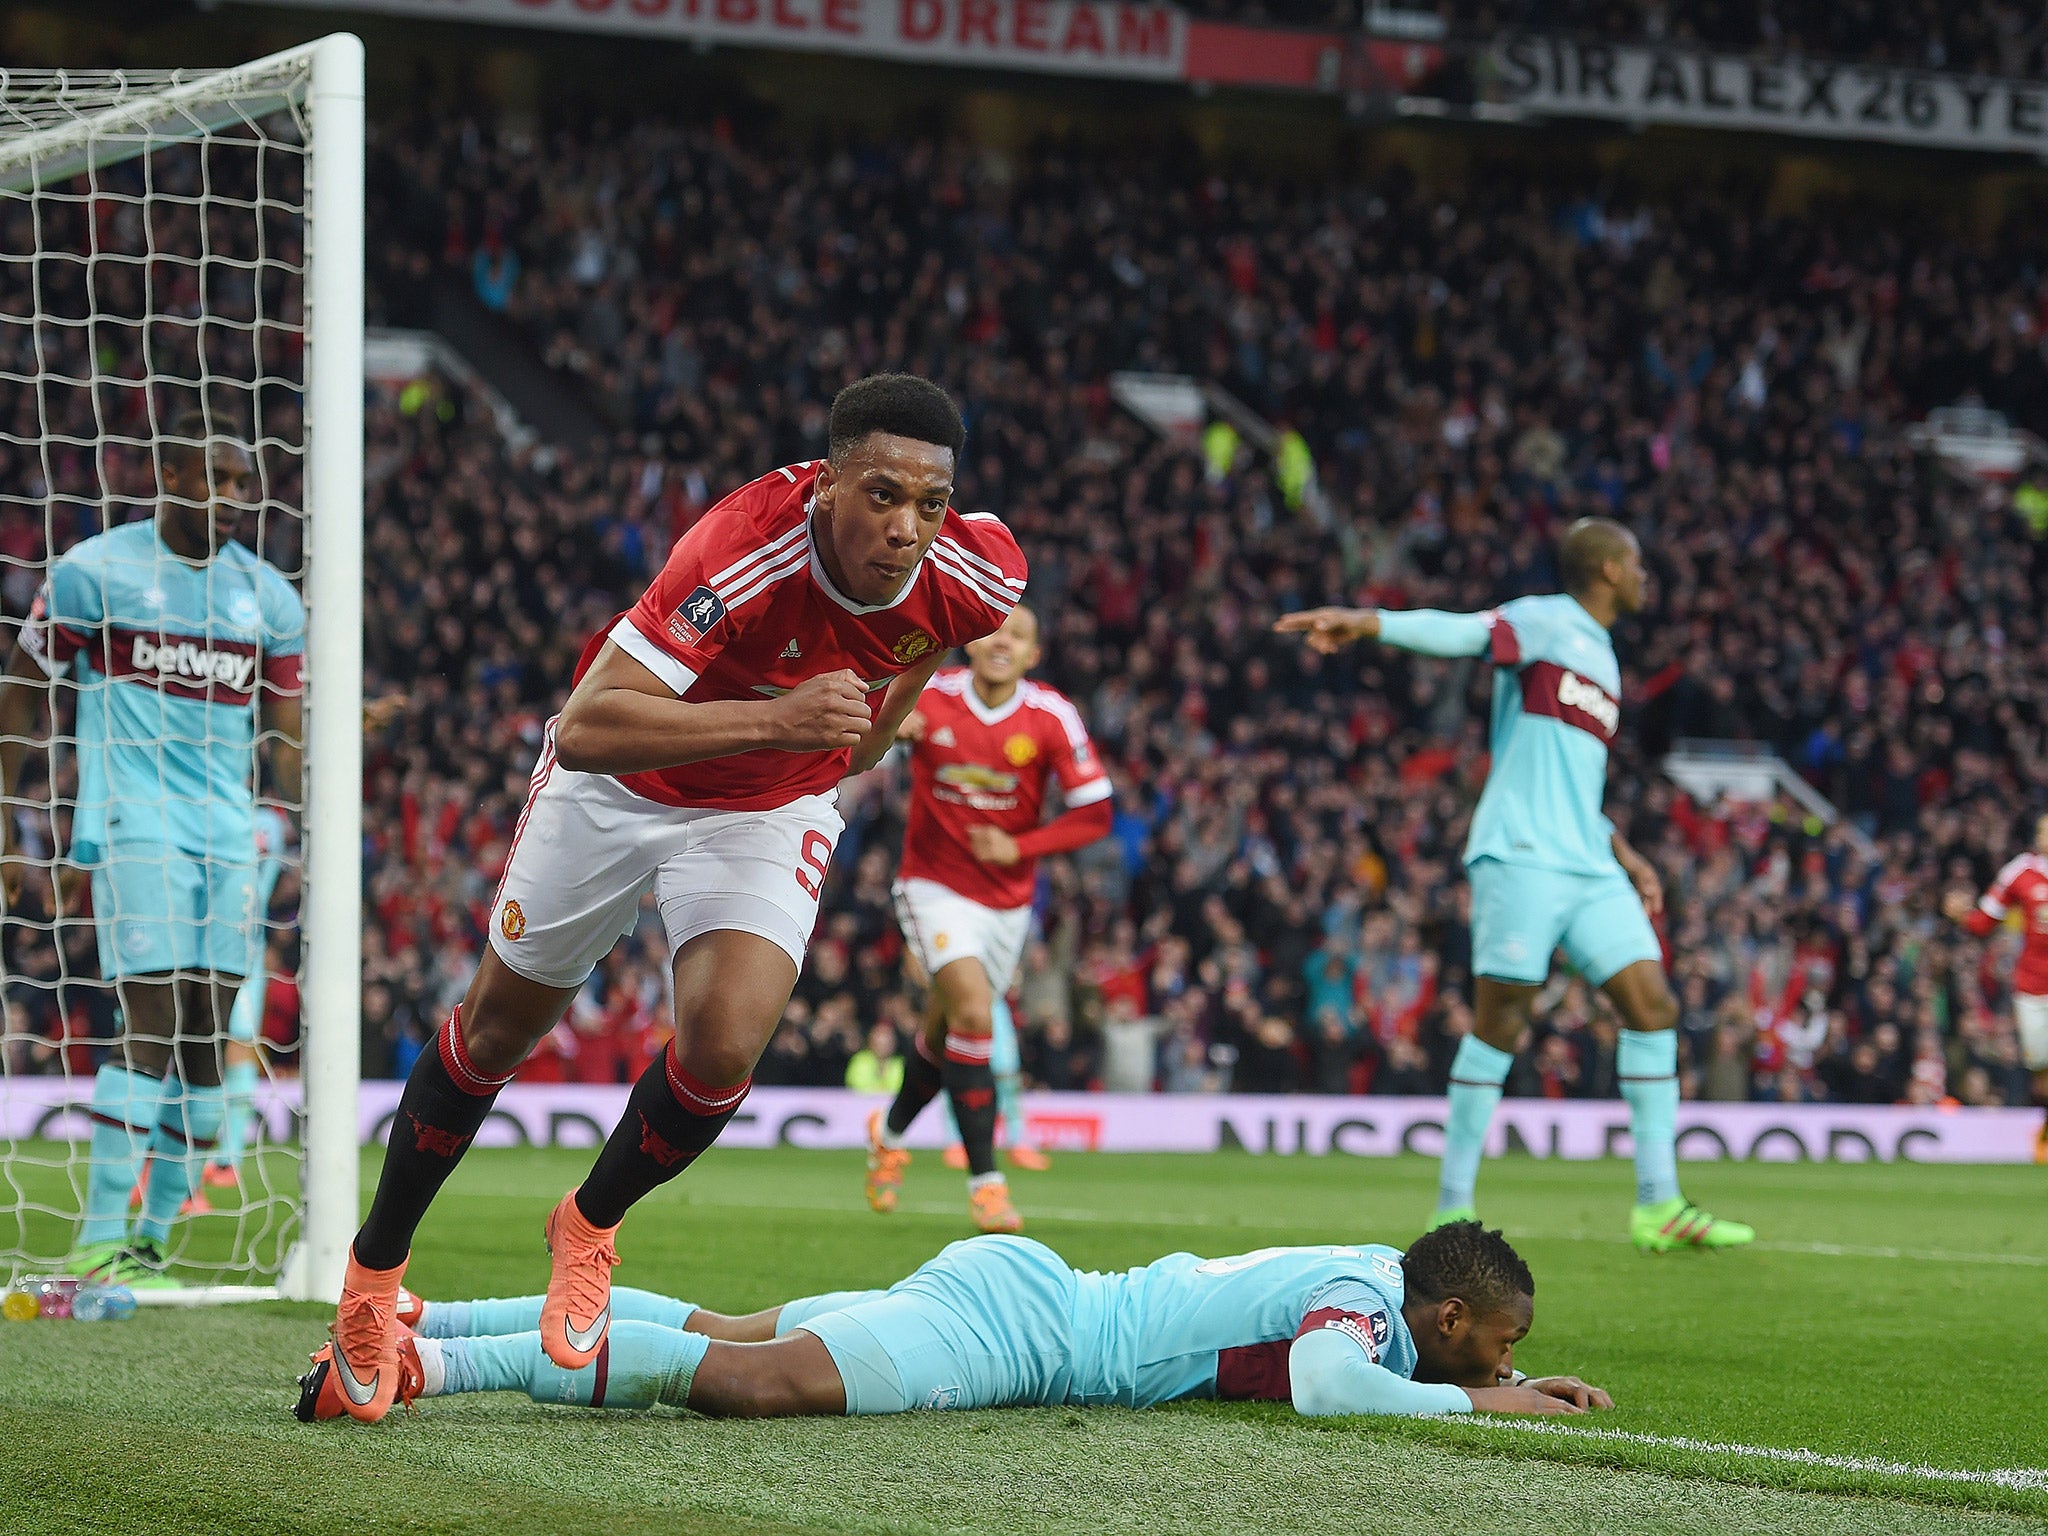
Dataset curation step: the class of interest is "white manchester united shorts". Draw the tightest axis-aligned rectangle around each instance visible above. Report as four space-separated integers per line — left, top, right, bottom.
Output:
2016 993 2048 1071
491 736 843 988
891 876 1033 995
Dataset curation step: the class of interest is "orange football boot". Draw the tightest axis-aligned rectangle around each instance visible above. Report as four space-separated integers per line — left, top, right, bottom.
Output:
865 1110 910 1213
315 1250 409 1423
540 1190 619 1369
970 1180 1024 1234
297 1323 424 1422
1006 1143 1052 1172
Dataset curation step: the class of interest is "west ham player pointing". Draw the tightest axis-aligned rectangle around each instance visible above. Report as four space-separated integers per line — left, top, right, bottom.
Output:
301 1221 1611 1424
0 412 304 1286
1278 518 1753 1252
1944 813 2048 1161
311 377 1025 1424
866 604 1112 1232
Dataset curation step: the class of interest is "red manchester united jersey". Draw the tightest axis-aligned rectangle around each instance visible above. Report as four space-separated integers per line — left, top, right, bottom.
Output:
584 462 1026 812
1969 852 2048 996
897 667 1111 909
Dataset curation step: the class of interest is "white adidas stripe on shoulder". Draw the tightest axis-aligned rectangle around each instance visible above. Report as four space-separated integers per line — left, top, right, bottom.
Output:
934 534 1024 589
928 668 971 694
928 545 1021 613
1024 682 1091 750
711 521 806 591
772 460 818 484
723 546 808 611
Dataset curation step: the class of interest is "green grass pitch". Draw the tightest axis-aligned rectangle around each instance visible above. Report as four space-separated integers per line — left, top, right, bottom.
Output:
2 1144 2044 1534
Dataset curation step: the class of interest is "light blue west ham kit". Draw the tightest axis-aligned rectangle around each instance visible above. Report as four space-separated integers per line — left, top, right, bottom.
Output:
1379 593 1657 987
226 805 292 1045
26 520 304 980
1373 594 1684 1217
421 1238 1475 1418
25 519 304 1250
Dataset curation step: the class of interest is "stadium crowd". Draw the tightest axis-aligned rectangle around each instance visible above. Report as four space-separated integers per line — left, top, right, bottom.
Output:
6 108 2048 1119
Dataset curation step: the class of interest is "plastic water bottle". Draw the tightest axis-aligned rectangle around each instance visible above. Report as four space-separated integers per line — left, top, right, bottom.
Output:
0 1290 36 1321
20 1274 80 1318
73 1284 136 1322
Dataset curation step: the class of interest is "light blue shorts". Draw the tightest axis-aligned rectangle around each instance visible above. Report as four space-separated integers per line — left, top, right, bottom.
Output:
1467 856 1660 988
90 848 259 982
989 995 1021 1078
798 1236 1076 1413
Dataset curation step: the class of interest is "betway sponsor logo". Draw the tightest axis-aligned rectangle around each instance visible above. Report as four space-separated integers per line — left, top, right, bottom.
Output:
130 635 257 693
1555 669 1619 735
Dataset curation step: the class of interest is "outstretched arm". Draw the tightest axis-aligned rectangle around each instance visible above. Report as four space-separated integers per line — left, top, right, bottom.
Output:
1289 1330 1613 1417
1275 607 1496 658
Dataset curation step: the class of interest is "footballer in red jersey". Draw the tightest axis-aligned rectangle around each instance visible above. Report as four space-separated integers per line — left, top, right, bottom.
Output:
865 604 1112 1233
309 376 1026 1426
1945 812 2048 1160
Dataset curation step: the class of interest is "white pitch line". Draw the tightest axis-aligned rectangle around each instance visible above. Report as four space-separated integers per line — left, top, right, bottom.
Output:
1542 1229 2048 1269
1452 1419 2048 1494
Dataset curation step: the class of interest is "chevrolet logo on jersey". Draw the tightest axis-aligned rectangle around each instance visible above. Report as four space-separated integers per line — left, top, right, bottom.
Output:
751 678 892 697
936 762 1020 793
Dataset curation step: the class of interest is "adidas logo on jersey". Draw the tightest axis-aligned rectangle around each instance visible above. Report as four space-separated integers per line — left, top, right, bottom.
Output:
130 635 257 692
930 726 956 747
780 640 802 659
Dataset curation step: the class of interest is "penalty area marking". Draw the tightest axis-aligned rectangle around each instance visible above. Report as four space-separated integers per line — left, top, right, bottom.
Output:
1446 1419 2048 1494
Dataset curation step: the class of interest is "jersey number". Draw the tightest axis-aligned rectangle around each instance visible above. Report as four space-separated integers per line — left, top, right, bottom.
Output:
794 831 833 900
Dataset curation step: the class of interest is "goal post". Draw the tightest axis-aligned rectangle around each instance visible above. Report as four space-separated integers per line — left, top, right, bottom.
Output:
0 37 362 1305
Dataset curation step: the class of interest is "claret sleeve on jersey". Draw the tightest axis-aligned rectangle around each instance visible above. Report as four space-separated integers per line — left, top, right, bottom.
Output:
1286 1280 1471 1417
611 510 769 696
19 552 105 678
259 564 307 698
1375 608 1522 664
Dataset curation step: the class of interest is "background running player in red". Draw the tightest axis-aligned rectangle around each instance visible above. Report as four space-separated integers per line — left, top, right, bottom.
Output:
310 375 1026 1424
1945 811 2048 1162
865 604 1112 1232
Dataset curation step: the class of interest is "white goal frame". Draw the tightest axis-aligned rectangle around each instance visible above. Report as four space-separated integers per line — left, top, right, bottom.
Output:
0 36 363 1305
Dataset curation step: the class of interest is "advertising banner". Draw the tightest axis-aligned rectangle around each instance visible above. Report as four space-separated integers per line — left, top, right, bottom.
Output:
238 0 1189 80
1491 34 2048 155
4 1079 2036 1161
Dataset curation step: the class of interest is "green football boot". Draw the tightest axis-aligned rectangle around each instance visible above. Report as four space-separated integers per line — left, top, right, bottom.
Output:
1631 1197 1755 1253
1426 1205 1478 1233
65 1240 128 1280
93 1239 183 1291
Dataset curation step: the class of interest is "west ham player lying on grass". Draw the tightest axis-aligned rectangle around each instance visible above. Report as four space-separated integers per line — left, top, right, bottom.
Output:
300 1222 1610 1423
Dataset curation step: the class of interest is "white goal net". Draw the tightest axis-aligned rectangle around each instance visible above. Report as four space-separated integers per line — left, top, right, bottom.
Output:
0 39 361 1304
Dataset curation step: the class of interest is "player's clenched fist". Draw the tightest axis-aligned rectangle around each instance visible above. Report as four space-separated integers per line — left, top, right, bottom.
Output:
1273 607 1381 654
769 669 871 752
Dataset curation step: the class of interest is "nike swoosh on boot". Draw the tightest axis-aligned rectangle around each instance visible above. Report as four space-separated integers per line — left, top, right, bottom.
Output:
334 1350 382 1407
563 1307 608 1355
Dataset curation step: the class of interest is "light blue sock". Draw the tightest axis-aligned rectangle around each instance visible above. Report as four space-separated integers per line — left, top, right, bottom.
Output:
437 1322 707 1409
79 1066 165 1247
774 1289 889 1335
994 1072 1024 1151
214 1059 260 1172
1438 1036 1514 1213
422 1286 699 1339
1619 1029 1682 1206
137 1082 224 1245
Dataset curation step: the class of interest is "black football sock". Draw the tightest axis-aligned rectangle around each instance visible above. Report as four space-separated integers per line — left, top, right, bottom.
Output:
574 1044 748 1229
354 1010 512 1271
942 1032 1000 1178
883 1033 944 1141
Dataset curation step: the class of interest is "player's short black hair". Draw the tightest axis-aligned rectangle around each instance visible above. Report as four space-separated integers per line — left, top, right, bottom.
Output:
1401 1221 1534 1316
1559 516 1635 595
827 374 965 462
161 406 213 466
